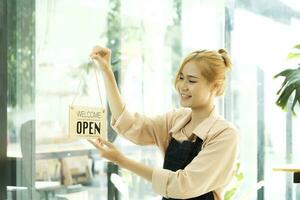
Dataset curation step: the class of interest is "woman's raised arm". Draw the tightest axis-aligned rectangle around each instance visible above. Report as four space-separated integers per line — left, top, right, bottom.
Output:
90 45 125 120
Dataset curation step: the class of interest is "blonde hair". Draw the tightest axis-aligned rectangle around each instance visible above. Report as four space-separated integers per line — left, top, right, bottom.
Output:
174 49 232 96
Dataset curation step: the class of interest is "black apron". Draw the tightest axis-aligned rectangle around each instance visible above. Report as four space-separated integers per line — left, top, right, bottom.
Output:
162 136 214 200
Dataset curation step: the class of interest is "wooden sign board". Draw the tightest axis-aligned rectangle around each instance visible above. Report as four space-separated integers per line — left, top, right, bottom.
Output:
69 106 107 139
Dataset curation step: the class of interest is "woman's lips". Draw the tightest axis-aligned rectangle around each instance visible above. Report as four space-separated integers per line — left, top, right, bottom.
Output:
180 94 191 99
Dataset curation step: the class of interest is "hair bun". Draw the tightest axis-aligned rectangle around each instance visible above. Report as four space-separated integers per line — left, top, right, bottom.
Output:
217 48 232 69
218 48 228 54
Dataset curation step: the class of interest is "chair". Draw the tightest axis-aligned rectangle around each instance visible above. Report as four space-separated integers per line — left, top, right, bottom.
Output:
20 120 62 199
61 156 93 186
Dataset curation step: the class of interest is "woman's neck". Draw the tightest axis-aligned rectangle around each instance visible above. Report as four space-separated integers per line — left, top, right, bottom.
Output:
190 104 215 127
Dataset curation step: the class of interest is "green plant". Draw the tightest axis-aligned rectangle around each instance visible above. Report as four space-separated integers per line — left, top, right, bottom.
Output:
274 44 300 115
224 162 244 200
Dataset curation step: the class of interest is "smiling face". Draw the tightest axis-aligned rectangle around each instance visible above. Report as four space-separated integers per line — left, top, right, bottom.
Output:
176 61 215 109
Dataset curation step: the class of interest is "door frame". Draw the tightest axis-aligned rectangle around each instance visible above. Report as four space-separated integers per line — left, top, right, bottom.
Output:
0 0 8 199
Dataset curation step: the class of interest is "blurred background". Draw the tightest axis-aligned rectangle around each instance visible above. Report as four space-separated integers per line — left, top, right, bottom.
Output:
1 0 300 199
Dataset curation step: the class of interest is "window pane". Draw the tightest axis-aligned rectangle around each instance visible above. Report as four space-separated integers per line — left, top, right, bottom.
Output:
232 2 300 199
5 0 300 199
35 0 109 199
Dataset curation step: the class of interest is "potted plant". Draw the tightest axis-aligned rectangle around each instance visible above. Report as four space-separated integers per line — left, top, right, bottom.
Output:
274 44 300 115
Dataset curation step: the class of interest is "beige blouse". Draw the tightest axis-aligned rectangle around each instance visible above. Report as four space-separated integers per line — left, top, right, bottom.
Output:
111 106 239 200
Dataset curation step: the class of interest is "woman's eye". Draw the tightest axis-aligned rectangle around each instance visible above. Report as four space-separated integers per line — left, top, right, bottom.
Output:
179 76 184 80
189 80 197 83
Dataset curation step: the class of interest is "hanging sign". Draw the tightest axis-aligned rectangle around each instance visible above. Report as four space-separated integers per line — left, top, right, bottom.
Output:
69 106 107 139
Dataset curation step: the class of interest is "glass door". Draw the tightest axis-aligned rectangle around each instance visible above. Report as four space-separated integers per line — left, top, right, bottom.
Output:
2 0 36 199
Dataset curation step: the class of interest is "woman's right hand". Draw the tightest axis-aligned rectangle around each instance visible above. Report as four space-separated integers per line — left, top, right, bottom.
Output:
90 45 112 71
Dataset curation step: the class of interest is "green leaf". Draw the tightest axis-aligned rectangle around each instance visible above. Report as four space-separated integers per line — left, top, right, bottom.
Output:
287 44 300 59
293 44 300 50
236 173 244 181
235 163 240 172
223 162 244 200
287 53 300 59
276 84 294 110
291 88 300 115
274 69 295 79
275 68 300 115
224 188 237 200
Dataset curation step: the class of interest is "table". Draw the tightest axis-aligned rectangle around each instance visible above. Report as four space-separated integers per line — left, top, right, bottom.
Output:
7 140 99 159
7 140 100 186
273 165 300 183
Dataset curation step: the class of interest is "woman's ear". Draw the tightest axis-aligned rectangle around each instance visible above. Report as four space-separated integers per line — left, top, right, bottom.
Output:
211 82 221 95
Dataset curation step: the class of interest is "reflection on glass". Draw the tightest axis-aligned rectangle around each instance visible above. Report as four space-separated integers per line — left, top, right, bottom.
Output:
6 0 300 199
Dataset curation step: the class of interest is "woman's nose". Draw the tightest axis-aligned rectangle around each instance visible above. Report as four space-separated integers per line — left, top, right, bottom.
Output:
180 81 189 91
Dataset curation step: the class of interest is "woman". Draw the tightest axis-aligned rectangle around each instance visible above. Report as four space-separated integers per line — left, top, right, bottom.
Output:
89 46 239 200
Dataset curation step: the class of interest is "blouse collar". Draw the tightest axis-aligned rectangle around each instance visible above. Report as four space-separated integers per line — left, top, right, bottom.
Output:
169 107 220 141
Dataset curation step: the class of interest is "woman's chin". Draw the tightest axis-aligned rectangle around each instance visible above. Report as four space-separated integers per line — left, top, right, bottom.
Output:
179 101 191 108
181 105 190 108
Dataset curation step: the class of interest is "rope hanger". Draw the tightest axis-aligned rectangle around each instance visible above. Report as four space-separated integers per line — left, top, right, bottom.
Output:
71 59 103 107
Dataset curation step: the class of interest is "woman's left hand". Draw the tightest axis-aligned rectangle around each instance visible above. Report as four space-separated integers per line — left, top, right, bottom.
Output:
88 137 125 165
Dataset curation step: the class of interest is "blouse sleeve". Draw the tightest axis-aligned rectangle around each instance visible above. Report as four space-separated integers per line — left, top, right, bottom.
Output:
151 127 239 199
110 105 178 148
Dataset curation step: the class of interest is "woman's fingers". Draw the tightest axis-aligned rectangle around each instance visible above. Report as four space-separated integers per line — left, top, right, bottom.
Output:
98 137 114 148
96 137 114 148
91 46 110 57
90 51 106 58
90 45 111 70
89 137 113 150
88 138 122 165
88 139 105 151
